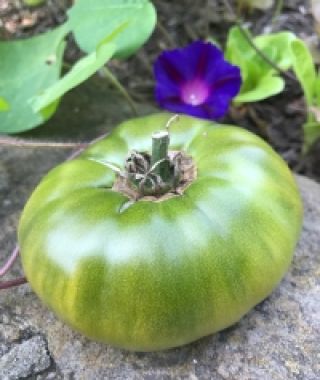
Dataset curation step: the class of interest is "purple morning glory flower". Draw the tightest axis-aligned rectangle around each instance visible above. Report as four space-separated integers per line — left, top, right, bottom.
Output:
154 41 242 120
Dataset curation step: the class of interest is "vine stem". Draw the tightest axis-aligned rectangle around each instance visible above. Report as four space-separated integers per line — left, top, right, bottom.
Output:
0 246 28 290
100 66 138 117
0 137 86 149
67 131 109 160
0 131 111 290
0 96 120 291
0 131 110 160
222 0 298 83
156 20 176 48
0 245 19 276
272 0 284 24
0 277 27 290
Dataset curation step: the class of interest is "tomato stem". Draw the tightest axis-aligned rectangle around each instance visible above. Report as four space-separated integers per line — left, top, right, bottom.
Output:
117 116 183 197
100 67 138 117
151 131 171 182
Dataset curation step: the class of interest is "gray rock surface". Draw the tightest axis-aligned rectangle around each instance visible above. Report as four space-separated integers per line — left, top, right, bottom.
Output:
0 336 51 380
0 85 319 379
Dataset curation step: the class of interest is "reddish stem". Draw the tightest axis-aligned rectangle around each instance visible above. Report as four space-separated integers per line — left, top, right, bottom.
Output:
0 276 27 290
0 245 20 276
1 131 110 290
0 246 28 290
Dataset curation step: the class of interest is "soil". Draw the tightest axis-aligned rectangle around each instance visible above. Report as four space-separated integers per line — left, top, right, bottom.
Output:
0 0 320 181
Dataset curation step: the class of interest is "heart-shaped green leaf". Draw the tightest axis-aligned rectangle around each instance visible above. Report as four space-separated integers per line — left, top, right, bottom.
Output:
67 0 156 59
235 75 284 103
0 23 69 134
226 27 296 104
254 31 297 71
291 39 317 106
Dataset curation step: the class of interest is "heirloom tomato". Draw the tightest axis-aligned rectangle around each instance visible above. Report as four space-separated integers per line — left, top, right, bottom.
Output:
18 113 302 351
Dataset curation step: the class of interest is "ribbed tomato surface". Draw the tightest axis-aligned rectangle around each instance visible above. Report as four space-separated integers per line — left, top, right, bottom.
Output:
19 114 303 351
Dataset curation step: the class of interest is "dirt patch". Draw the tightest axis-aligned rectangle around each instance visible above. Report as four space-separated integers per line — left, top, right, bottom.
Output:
0 0 70 38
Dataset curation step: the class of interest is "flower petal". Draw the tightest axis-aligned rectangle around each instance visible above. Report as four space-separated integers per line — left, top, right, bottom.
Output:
211 66 242 97
154 41 242 120
179 41 224 79
154 51 184 85
206 62 242 90
154 96 224 120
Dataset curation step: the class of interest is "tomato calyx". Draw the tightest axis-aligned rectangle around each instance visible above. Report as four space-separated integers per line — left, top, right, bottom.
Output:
113 131 196 201
92 115 197 201
114 151 196 201
124 151 180 195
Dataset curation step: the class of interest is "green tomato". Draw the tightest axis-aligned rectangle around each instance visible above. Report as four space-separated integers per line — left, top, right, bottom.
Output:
18 113 302 351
